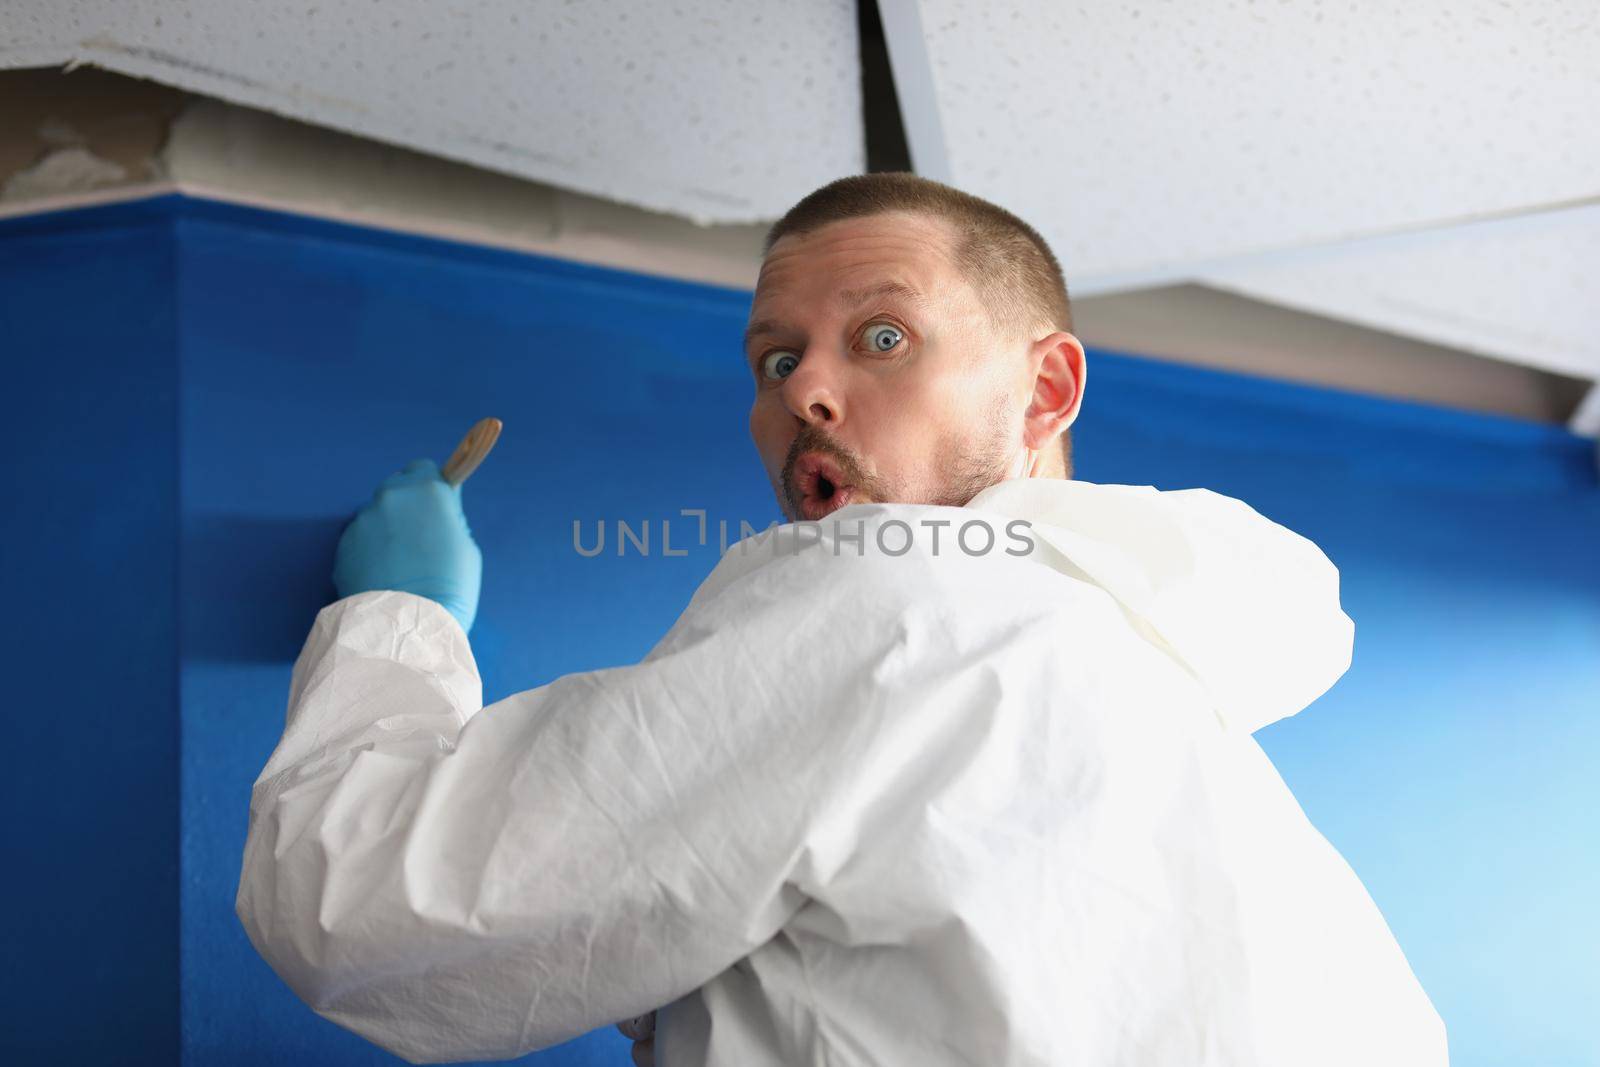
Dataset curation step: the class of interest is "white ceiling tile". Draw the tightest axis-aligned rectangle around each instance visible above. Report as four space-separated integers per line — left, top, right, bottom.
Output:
883 0 1600 279
1 0 864 224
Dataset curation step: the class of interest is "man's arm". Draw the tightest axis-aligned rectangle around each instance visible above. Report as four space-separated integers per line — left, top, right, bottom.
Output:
234 538 918 1062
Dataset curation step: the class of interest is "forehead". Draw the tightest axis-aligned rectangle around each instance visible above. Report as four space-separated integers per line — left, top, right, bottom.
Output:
751 211 964 312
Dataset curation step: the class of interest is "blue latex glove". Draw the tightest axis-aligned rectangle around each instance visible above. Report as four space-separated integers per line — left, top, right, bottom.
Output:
332 458 483 633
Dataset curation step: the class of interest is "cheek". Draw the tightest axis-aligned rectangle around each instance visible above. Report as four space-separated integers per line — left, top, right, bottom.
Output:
895 376 998 471
875 377 958 441
850 383 946 474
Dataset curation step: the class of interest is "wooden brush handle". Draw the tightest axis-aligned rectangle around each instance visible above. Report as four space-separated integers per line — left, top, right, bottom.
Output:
441 417 503 486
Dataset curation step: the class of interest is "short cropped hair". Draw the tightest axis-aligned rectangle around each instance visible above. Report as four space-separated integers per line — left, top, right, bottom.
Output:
763 172 1075 477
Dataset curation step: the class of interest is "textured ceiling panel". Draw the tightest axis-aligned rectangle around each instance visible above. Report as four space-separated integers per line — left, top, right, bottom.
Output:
882 0 1600 280
0 0 863 223
1201 206 1600 382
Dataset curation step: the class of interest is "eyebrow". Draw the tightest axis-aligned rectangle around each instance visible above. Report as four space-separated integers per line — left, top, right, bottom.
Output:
743 280 928 351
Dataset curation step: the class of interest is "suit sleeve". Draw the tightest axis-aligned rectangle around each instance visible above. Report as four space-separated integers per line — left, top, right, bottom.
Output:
234 556 905 1063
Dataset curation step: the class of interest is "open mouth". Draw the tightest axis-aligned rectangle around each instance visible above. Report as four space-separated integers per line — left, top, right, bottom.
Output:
792 450 859 521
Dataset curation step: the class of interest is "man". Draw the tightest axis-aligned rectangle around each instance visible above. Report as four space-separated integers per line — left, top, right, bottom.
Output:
237 173 1447 1065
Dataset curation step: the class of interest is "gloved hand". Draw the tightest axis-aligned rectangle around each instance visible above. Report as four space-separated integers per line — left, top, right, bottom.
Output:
332 458 483 633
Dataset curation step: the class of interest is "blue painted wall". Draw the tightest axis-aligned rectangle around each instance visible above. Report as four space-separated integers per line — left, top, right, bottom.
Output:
2 195 1595 1066
0 205 180 1062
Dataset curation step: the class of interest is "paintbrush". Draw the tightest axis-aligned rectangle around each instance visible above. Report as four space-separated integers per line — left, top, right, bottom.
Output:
441 417 503 486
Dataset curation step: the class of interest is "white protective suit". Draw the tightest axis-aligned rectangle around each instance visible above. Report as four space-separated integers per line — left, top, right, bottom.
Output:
236 477 1448 1066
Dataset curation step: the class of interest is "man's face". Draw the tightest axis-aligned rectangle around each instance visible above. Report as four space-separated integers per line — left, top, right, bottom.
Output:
745 211 1031 522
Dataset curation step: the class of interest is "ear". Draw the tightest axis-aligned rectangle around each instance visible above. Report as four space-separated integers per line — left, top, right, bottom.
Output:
1022 332 1086 451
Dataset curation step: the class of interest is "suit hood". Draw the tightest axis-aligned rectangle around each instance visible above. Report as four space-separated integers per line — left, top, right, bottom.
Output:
965 478 1355 734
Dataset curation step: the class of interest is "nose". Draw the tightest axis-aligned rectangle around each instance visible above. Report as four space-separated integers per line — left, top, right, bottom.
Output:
780 348 842 426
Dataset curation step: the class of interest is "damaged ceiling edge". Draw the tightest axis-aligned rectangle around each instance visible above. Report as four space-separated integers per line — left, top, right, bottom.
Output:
44 42 770 228
0 87 769 292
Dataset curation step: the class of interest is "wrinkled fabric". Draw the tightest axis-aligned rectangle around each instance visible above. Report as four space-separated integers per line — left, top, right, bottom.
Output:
235 478 1447 1065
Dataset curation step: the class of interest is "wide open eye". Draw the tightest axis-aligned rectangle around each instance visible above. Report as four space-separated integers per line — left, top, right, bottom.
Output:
761 350 800 380
863 322 903 353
